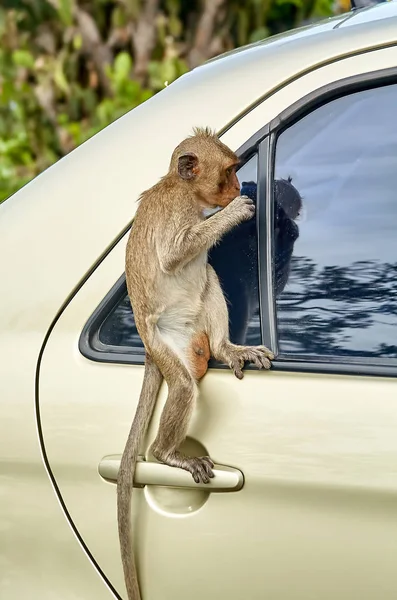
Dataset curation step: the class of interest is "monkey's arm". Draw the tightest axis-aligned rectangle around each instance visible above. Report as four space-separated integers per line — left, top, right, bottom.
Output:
158 195 254 273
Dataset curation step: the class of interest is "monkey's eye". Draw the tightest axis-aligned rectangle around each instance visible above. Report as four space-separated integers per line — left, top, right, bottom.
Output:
225 166 234 177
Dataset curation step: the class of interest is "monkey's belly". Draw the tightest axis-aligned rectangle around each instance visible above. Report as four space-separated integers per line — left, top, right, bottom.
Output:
188 332 211 380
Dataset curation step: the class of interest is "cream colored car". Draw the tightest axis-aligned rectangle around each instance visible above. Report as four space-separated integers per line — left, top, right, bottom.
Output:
2 3 397 599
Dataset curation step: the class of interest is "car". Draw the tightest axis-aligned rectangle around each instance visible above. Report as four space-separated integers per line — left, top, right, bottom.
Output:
1 2 397 599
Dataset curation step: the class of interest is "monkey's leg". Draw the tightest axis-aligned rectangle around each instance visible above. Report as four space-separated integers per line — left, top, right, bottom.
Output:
204 265 274 379
149 335 214 484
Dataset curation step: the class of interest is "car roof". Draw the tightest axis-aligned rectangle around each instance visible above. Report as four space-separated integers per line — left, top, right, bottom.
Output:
1 2 397 334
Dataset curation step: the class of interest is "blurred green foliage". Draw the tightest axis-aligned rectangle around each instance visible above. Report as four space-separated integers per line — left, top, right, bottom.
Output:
0 0 339 203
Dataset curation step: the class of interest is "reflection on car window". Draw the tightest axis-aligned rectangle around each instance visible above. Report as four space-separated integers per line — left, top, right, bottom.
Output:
209 155 261 346
98 155 261 351
273 83 397 359
99 290 143 349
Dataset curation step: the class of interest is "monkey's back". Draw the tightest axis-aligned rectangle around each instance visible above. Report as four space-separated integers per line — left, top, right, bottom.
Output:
125 192 161 322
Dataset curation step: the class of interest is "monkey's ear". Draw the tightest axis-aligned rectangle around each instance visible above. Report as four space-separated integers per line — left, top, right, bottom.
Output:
178 152 199 180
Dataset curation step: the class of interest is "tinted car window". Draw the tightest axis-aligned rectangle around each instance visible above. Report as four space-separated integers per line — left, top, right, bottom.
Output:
99 289 142 350
97 155 261 352
273 83 397 359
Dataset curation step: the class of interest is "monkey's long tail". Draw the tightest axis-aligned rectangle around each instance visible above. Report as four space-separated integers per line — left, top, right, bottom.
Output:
117 354 163 600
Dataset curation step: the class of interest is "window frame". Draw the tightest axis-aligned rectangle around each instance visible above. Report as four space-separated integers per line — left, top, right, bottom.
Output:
264 65 397 378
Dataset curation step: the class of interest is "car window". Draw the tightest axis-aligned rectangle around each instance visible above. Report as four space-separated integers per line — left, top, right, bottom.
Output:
95 155 261 357
272 83 397 360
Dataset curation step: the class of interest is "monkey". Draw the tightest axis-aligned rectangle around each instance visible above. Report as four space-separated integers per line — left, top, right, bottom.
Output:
118 127 274 600
274 176 302 296
209 176 302 345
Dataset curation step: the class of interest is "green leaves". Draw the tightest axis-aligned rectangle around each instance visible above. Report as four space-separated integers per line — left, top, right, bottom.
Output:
56 0 74 27
12 49 34 68
147 57 187 91
249 26 270 43
113 52 133 86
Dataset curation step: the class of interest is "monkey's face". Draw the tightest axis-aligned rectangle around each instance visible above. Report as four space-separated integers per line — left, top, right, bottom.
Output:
173 130 241 208
214 163 241 207
177 154 240 208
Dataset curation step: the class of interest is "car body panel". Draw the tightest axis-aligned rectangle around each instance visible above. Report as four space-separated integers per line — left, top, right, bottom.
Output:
38 45 397 599
0 348 116 597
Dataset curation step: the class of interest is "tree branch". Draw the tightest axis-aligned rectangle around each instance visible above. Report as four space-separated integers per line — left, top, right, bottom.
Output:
45 0 113 94
73 5 113 95
130 0 160 84
188 0 226 69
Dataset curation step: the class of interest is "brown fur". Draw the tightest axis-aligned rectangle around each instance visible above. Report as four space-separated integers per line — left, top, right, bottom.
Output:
117 127 274 600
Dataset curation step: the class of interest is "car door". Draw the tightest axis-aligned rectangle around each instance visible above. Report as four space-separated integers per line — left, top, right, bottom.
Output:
38 45 397 600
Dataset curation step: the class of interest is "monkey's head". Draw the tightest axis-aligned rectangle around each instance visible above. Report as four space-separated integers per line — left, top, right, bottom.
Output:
169 127 241 208
274 176 302 221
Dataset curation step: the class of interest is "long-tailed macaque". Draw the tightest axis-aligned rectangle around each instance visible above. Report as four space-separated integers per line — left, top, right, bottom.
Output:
118 127 274 600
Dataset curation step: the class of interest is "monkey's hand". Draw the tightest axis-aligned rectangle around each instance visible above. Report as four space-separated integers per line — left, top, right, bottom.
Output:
223 195 255 224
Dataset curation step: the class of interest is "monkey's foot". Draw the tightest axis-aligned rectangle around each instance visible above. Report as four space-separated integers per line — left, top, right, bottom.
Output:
153 449 215 484
223 344 274 379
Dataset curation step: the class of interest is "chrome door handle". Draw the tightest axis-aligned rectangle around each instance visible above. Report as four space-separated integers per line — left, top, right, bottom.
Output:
99 455 244 492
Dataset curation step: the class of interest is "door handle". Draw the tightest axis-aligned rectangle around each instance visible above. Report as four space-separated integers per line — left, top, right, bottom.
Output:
99 455 244 492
